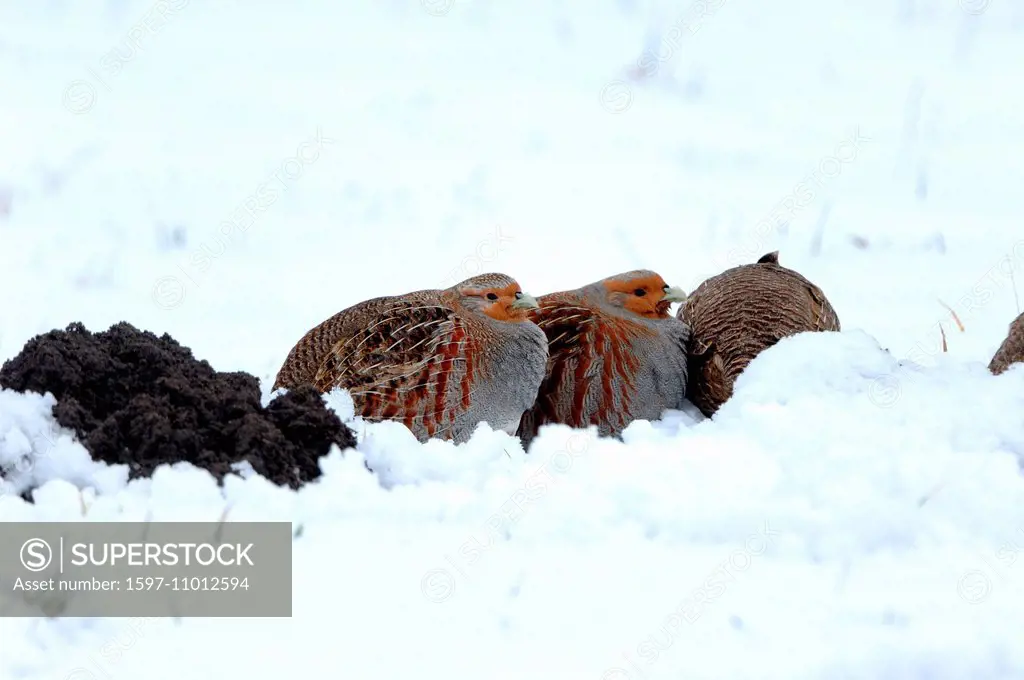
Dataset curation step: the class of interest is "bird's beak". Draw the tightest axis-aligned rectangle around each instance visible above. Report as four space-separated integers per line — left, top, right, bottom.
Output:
662 285 687 303
511 292 540 310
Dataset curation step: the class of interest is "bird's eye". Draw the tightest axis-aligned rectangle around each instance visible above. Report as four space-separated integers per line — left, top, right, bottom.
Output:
486 293 499 301
515 291 523 299
634 288 646 297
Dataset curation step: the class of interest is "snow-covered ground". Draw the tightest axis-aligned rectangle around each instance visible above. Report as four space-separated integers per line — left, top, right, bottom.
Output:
3 0 1024 677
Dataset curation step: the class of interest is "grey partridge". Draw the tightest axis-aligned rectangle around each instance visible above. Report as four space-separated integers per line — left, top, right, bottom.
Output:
517 270 690 446
274 273 549 444
989 311 1024 375
679 251 840 417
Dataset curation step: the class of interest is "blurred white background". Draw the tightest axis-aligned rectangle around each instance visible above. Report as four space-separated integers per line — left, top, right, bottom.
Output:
1 0 1022 382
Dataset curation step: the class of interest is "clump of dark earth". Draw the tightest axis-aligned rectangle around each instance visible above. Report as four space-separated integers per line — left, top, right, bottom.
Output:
0 321 356 493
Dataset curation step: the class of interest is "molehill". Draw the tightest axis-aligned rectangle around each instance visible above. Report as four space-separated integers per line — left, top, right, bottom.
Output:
0 321 356 493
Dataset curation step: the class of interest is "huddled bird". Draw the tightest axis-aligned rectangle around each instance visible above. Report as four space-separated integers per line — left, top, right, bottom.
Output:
516 269 690 446
679 251 841 417
989 311 1024 375
273 273 549 444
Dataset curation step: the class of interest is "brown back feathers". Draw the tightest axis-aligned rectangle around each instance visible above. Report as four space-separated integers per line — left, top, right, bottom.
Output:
989 312 1024 376
678 251 841 417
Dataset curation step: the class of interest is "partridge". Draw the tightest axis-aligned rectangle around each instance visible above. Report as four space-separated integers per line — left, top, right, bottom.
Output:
989 311 1024 375
516 270 690 445
273 273 549 444
679 251 840 417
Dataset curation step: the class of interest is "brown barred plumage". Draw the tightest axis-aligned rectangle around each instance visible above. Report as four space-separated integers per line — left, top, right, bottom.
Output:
517 270 690 445
274 273 549 443
989 311 1024 375
678 251 841 417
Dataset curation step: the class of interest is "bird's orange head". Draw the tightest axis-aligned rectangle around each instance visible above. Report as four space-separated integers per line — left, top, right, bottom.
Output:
599 270 687 319
451 273 540 322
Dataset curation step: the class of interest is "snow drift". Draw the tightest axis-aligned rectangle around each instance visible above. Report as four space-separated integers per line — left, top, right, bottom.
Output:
3 330 1024 678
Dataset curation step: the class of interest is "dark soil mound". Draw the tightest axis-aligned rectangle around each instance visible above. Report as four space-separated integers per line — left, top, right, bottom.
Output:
0 321 356 490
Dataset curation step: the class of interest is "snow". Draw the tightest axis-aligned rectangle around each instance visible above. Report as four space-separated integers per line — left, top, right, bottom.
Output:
4 0 1024 677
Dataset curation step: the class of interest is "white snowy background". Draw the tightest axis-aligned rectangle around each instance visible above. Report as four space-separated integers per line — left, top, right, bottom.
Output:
3 0 1024 677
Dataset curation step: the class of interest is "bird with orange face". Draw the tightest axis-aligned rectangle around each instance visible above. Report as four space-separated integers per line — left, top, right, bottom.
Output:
517 270 690 446
273 273 549 444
